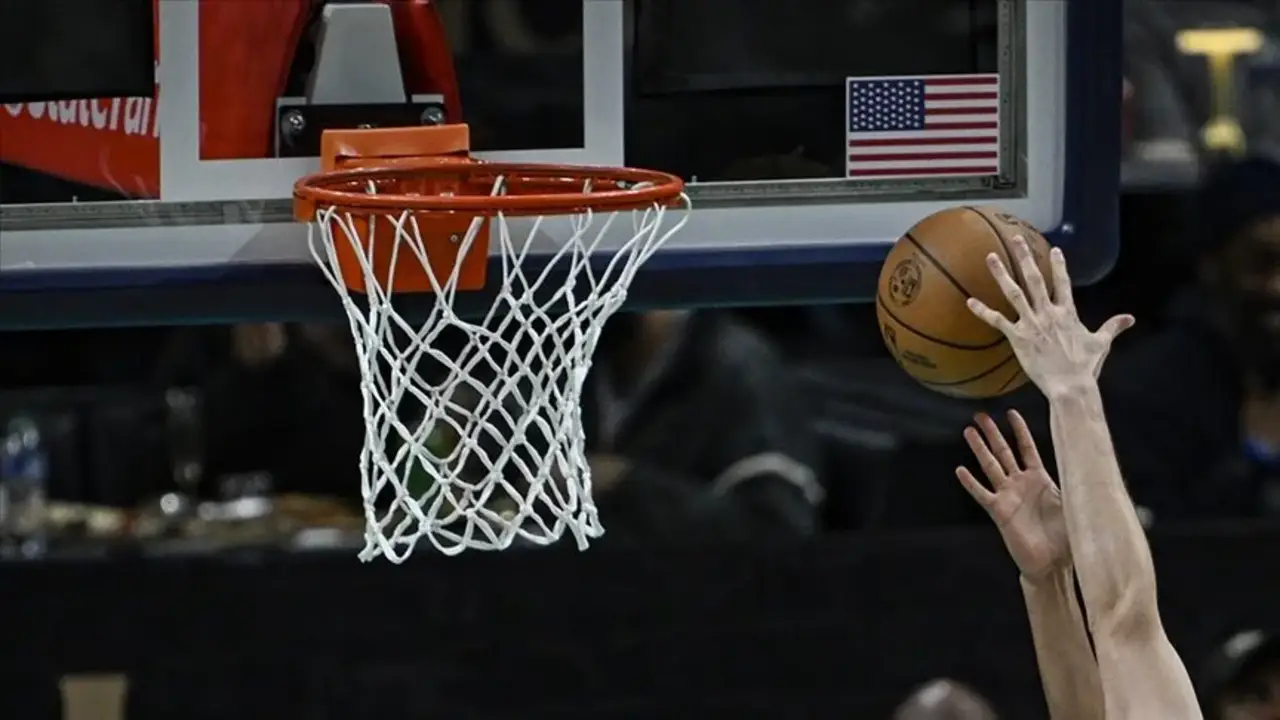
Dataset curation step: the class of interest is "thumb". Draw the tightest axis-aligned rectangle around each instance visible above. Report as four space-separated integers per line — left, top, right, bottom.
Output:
1095 313 1135 344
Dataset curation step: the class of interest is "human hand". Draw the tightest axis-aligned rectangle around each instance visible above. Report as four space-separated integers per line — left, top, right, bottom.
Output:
957 409 1069 581
966 237 1134 396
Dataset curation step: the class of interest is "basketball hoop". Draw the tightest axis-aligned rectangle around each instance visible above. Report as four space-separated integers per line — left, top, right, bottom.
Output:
293 125 689 561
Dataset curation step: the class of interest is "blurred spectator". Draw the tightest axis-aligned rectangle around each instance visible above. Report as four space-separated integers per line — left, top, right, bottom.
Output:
583 310 823 544
157 322 364 503
160 312 822 543
1105 156 1280 520
1200 629 1280 720
893 678 998 720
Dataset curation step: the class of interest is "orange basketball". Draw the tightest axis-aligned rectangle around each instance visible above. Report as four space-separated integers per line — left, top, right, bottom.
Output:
875 206 1053 399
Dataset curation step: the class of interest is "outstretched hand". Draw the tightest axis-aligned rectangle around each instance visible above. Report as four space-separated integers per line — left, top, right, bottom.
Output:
957 410 1068 580
966 237 1134 395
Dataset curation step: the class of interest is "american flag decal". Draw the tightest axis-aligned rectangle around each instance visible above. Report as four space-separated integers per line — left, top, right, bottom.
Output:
846 74 1001 179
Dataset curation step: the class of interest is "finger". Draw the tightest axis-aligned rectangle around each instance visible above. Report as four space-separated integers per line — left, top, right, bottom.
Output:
1006 409 1044 470
1048 246 1075 309
1095 314 1136 344
962 426 1007 487
983 252 1033 320
955 466 997 508
966 297 1016 336
975 412 1020 475
1012 235 1051 310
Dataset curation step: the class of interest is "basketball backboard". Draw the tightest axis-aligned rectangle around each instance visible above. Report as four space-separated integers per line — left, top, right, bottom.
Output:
0 0 1121 329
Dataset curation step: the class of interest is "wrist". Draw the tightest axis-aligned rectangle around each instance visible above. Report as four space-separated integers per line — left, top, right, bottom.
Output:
1043 376 1101 404
1020 565 1073 592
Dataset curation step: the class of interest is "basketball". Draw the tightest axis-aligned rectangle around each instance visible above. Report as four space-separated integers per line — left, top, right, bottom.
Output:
876 206 1054 399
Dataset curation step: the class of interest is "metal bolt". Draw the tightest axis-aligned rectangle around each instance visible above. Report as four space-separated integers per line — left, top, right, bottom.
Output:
281 110 306 139
448 233 461 244
420 106 446 125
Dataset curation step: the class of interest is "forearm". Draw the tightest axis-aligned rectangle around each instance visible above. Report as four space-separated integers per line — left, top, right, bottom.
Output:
1021 570 1104 720
1047 380 1158 630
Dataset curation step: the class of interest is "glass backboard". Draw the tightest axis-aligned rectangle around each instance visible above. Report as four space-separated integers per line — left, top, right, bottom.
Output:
0 0 1121 329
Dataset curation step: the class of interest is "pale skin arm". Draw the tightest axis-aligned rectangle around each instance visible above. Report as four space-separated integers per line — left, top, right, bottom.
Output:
958 412 1104 720
967 237 1202 719
1021 570 1105 720
1047 385 1201 719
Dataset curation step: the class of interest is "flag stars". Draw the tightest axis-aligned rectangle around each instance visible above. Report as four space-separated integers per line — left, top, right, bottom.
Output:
848 78 927 132
845 74 1000 178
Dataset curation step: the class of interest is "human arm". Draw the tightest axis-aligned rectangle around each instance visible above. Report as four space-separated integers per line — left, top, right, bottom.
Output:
1047 382 1201 718
956 410 1104 720
967 236 1201 718
1020 570 1103 720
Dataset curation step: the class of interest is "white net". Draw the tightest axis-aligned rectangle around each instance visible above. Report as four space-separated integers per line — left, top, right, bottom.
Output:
306 174 690 561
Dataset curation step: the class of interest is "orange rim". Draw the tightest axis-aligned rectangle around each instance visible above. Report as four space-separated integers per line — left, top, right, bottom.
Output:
293 162 686 219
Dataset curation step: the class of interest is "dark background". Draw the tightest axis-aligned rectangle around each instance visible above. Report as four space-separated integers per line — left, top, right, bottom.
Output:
0 0 152 103
2 525 1274 719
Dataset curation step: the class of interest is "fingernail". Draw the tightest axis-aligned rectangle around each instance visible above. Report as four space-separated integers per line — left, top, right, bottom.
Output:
1051 247 1063 259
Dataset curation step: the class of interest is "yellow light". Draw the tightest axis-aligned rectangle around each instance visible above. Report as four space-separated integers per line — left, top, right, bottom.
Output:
1175 27 1265 155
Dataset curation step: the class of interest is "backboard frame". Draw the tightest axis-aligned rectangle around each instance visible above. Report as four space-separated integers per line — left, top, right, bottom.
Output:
0 0 1120 329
